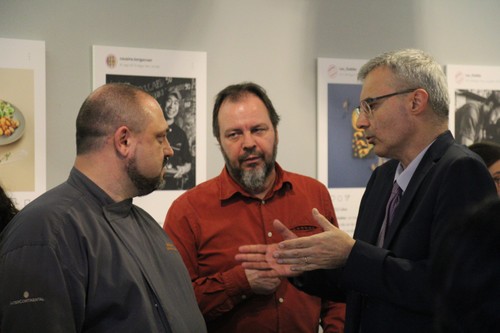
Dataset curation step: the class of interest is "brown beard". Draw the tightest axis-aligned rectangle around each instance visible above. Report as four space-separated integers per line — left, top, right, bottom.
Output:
222 141 278 194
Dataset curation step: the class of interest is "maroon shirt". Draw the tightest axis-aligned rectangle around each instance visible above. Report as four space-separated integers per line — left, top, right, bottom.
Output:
164 163 345 332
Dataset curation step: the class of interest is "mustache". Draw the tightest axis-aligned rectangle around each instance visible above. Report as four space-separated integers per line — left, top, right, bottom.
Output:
162 157 169 168
238 148 264 163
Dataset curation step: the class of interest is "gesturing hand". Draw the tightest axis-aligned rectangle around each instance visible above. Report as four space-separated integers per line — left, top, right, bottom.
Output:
235 219 301 278
236 208 355 275
273 208 355 271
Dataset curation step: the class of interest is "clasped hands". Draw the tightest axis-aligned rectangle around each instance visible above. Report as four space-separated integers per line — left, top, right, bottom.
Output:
235 208 355 278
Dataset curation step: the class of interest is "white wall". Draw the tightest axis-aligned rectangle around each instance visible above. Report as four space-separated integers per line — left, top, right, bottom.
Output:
1 0 499 189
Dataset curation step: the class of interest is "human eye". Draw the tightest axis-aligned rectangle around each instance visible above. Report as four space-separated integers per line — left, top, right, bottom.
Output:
363 97 376 105
225 131 241 140
251 126 267 135
157 133 167 143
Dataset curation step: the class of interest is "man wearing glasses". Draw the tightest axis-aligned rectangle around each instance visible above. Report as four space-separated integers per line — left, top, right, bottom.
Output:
237 49 497 332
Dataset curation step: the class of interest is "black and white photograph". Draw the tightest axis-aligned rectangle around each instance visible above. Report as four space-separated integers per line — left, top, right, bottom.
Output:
447 64 500 147
106 75 197 190
454 89 500 145
93 45 206 224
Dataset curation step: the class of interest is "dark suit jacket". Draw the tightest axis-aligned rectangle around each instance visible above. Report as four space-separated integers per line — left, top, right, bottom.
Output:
293 131 497 333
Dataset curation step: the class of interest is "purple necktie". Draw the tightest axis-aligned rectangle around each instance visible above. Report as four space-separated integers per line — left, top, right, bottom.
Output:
377 182 402 247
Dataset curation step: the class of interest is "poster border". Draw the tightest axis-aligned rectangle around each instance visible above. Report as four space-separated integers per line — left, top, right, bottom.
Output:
92 45 207 224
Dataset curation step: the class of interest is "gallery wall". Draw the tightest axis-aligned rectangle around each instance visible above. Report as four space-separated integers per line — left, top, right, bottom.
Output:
1 0 499 192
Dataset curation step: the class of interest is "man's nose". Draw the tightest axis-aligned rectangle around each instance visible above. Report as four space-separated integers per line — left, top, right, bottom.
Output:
164 140 174 157
242 132 257 149
355 112 370 129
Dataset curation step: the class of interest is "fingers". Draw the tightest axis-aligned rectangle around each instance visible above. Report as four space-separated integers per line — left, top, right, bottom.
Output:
273 219 298 240
275 255 310 265
235 210 337 275
235 252 266 263
236 251 275 271
312 208 336 231
240 261 274 270
238 244 268 254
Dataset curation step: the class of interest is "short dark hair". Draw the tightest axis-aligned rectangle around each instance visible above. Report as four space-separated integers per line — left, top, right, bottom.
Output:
212 82 280 140
468 141 500 168
76 83 151 154
0 185 18 233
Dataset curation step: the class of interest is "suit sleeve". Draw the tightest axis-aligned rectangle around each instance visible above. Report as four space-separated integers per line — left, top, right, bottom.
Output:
163 199 252 322
340 154 497 313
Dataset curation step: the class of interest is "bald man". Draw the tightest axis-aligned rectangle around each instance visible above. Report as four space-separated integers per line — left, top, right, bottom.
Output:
0 83 206 333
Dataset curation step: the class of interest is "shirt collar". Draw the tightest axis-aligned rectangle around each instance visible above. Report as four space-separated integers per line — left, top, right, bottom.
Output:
395 140 435 193
69 167 133 216
219 162 292 201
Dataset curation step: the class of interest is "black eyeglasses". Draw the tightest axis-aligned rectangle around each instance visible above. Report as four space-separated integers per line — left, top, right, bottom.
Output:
354 88 419 118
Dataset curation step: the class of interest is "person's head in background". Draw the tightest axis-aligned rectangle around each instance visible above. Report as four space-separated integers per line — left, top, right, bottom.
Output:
468 141 500 196
431 197 500 332
164 89 182 123
0 185 18 233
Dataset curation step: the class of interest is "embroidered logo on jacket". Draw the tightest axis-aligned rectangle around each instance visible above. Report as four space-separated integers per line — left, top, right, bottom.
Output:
165 242 178 251
9 291 45 306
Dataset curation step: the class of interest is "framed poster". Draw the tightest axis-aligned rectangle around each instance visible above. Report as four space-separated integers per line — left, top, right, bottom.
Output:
0 38 46 209
317 58 383 236
93 45 207 223
446 65 500 145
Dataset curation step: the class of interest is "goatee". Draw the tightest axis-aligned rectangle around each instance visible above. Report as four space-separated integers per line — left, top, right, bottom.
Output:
222 142 277 195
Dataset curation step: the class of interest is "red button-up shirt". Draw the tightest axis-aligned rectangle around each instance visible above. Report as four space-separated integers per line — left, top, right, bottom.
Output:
164 163 345 332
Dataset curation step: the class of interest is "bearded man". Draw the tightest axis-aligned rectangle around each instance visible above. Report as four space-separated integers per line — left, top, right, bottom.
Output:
0 83 206 333
163 82 346 333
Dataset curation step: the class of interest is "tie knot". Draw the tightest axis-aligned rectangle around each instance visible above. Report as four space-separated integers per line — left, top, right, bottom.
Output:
392 182 402 195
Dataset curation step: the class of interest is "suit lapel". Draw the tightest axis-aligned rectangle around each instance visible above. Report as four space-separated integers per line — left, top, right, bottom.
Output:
355 161 397 244
384 131 454 247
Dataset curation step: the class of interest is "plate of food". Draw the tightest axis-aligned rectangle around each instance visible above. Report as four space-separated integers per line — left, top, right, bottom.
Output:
0 99 25 146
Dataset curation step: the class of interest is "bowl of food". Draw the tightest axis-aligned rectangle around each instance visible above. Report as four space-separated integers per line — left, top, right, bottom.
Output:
0 99 25 145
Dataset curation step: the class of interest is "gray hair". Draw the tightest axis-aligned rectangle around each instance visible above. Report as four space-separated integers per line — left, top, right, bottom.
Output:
358 49 449 119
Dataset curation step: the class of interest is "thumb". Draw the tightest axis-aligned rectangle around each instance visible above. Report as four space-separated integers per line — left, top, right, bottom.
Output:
312 208 336 231
273 219 298 240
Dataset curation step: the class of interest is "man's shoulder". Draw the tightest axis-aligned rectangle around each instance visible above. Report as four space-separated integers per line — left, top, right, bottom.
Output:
281 169 329 191
16 182 81 218
434 139 481 166
173 176 221 203
456 101 482 114
1 182 93 250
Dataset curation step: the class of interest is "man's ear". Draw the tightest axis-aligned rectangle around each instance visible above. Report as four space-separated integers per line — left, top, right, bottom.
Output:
114 126 131 157
411 88 429 114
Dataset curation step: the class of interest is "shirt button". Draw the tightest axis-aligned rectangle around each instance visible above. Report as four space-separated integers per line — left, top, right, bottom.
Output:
279 298 284 303
267 232 273 237
261 200 265 204
241 295 247 300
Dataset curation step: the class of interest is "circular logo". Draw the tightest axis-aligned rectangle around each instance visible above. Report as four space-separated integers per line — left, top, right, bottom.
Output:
106 54 117 68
